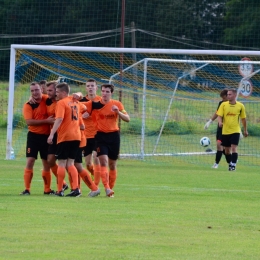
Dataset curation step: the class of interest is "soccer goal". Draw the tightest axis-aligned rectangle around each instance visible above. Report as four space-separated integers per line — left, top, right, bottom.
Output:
5 45 260 166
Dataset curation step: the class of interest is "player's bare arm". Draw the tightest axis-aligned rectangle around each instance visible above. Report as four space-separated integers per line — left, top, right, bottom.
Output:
204 112 218 129
28 96 37 104
111 105 130 122
26 116 55 126
28 93 48 104
82 111 90 119
72 92 83 100
80 123 85 130
241 118 248 137
217 116 223 128
211 113 218 121
47 117 63 144
118 110 130 122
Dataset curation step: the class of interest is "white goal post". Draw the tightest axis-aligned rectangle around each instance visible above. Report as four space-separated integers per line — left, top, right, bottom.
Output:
6 45 260 166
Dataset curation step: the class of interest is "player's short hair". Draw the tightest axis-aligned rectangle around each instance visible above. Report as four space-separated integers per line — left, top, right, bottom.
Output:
46 81 58 88
39 80 47 85
101 84 114 93
56 82 70 94
30 82 40 87
86 78 97 83
220 88 228 97
227 88 237 94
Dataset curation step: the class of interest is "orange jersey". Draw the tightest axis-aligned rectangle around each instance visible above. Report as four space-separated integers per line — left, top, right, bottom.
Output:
46 98 57 131
46 98 57 117
86 99 127 133
47 95 79 117
80 95 101 138
55 96 81 144
23 98 50 135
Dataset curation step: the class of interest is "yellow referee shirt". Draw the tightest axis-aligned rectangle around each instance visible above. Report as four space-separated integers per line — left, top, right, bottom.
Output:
217 101 246 135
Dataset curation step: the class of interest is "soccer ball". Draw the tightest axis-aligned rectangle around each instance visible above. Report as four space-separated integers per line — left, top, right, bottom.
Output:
200 137 210 147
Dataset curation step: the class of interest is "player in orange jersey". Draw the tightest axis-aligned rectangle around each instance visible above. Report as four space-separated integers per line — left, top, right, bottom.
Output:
75 79 102 186
20 82 55 195
47 82 84 197
45 81 69 192
82 84 130 197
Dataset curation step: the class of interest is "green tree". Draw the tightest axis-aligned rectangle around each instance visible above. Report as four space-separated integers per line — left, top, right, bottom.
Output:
123 0 227 49
223 0 260 49
153 0 226 49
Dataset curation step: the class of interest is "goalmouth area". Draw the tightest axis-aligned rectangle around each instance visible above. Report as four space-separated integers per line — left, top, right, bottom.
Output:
4 45 260 166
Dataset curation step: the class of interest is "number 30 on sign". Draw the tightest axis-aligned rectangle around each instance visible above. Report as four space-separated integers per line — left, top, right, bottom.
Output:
238 79 252 98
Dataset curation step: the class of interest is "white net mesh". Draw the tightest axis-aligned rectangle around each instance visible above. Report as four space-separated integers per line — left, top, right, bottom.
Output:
5 46 260 166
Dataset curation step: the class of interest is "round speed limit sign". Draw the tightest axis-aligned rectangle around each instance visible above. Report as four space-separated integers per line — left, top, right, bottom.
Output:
238 79 252 98
238 57 253 77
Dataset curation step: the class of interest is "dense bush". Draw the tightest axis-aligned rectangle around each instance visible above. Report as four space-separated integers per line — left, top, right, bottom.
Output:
13 113 26 128
247 124 260 136
147 121 202 136
120 118 143 135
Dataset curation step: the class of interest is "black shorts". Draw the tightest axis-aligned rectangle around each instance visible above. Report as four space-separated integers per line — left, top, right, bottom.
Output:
82 138 96 157
26 131 49 160
48 132 58 155
216 127 223 143
221 133 240 147
95 131 120 160
74 147 84 163
55 140 80 160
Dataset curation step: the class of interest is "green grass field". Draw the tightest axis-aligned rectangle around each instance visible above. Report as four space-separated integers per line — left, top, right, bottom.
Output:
1 159 260 259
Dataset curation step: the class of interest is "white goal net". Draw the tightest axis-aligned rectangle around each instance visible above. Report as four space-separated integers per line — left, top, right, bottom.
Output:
4 45 260 166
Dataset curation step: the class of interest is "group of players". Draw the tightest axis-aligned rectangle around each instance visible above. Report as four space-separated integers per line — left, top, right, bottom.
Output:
204 88 248 171
20 79 130 197
20 79 246 197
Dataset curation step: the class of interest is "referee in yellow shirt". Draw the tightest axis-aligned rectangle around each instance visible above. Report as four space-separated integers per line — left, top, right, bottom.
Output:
217 88 248 171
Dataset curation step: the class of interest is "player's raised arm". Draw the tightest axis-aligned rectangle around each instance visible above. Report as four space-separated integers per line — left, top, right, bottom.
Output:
72 92 83 100
111 105 130 122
